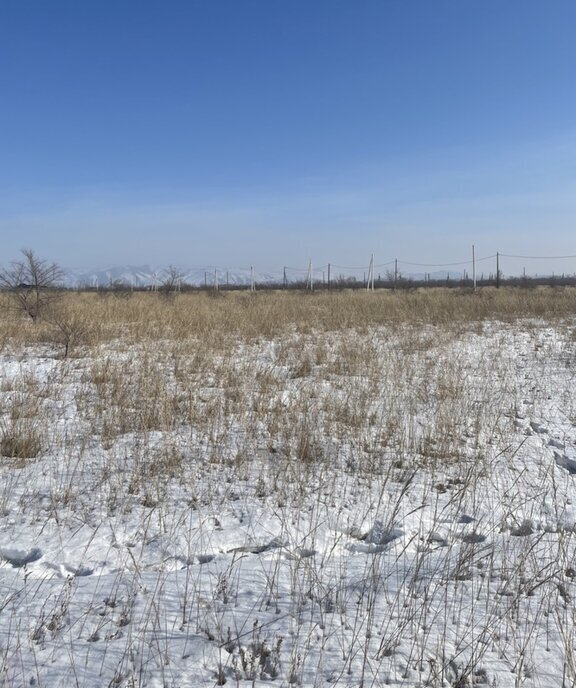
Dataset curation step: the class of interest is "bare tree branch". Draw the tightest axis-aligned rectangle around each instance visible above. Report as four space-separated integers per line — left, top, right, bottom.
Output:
158 265 183 298
0 249 64 321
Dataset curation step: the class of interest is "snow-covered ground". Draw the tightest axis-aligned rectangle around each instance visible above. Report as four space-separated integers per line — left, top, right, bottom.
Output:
1 317 576 687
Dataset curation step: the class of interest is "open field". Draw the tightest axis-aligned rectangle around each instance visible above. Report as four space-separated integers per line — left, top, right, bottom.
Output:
1 288 576 687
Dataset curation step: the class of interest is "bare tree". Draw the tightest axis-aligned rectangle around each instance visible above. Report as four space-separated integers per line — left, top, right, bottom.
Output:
47 302 91 358
0 249 64 321
158 265 183 298
106 278 133 299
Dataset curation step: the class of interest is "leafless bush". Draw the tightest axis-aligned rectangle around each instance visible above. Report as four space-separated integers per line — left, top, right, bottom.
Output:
158 265 183 299
0 248 63 321
45 303 92 357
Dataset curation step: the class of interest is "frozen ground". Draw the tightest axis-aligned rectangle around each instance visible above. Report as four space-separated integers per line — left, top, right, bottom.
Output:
1 318 576 686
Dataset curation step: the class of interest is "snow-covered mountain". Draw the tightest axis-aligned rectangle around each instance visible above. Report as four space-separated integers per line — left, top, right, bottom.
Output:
60 265 469 289
61 265 282 288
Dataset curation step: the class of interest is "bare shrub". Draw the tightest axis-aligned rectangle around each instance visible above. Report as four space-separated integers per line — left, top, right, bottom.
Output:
0 248 63 321
45 302 92 358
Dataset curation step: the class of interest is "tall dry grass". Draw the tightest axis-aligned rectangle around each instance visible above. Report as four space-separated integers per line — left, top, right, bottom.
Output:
1 286 575 351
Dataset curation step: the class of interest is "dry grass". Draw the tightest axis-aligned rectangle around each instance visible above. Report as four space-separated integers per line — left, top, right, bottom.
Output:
0 287 568 487
1 286 575 351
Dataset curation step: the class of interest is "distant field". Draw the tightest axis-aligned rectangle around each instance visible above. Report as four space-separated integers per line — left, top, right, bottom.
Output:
3 286 576 343
1 288 576 687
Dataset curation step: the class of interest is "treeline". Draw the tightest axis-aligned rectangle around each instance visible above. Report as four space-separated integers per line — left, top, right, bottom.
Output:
76 273 576 294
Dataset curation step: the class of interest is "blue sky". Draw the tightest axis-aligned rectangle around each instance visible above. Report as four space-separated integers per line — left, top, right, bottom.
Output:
1 1 575 275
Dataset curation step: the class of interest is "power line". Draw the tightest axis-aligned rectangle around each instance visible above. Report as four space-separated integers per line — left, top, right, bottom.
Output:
284 265 328 273
499 253 576 260
330 263 370 270
114 250 576 288
397 254 496 268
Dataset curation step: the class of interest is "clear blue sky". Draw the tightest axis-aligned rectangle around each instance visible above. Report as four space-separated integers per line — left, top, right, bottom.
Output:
1 0 575 275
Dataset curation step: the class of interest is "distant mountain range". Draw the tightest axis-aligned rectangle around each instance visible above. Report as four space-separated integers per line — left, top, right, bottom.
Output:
60 265 281 288
60 265 466 288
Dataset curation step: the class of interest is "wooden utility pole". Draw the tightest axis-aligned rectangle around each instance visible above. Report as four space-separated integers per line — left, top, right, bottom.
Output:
394 259 398 290
472 245 476 291
307 259 313 291
327 263 331 290
367 254 375 292
496 253 500 289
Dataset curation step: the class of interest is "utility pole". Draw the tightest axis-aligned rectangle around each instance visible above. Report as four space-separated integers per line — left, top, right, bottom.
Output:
472 245 476 291
367 254 375 292
306 259 313 291
496 252 500 289
327 263 331 291
394 259 398 290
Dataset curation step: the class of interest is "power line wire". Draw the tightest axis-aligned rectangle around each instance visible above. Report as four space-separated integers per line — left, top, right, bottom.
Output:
397 254 496 268
500 253 576 260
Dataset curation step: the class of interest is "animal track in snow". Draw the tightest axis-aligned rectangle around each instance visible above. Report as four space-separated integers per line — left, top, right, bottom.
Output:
521 416 575 476
43 561 94 577
554 451 576 475
346 521 403 553
529 421 548 434
0 546 42 567
228 536 285 555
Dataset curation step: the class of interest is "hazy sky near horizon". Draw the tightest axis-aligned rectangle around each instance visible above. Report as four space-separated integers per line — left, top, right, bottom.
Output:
1 1 576 275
